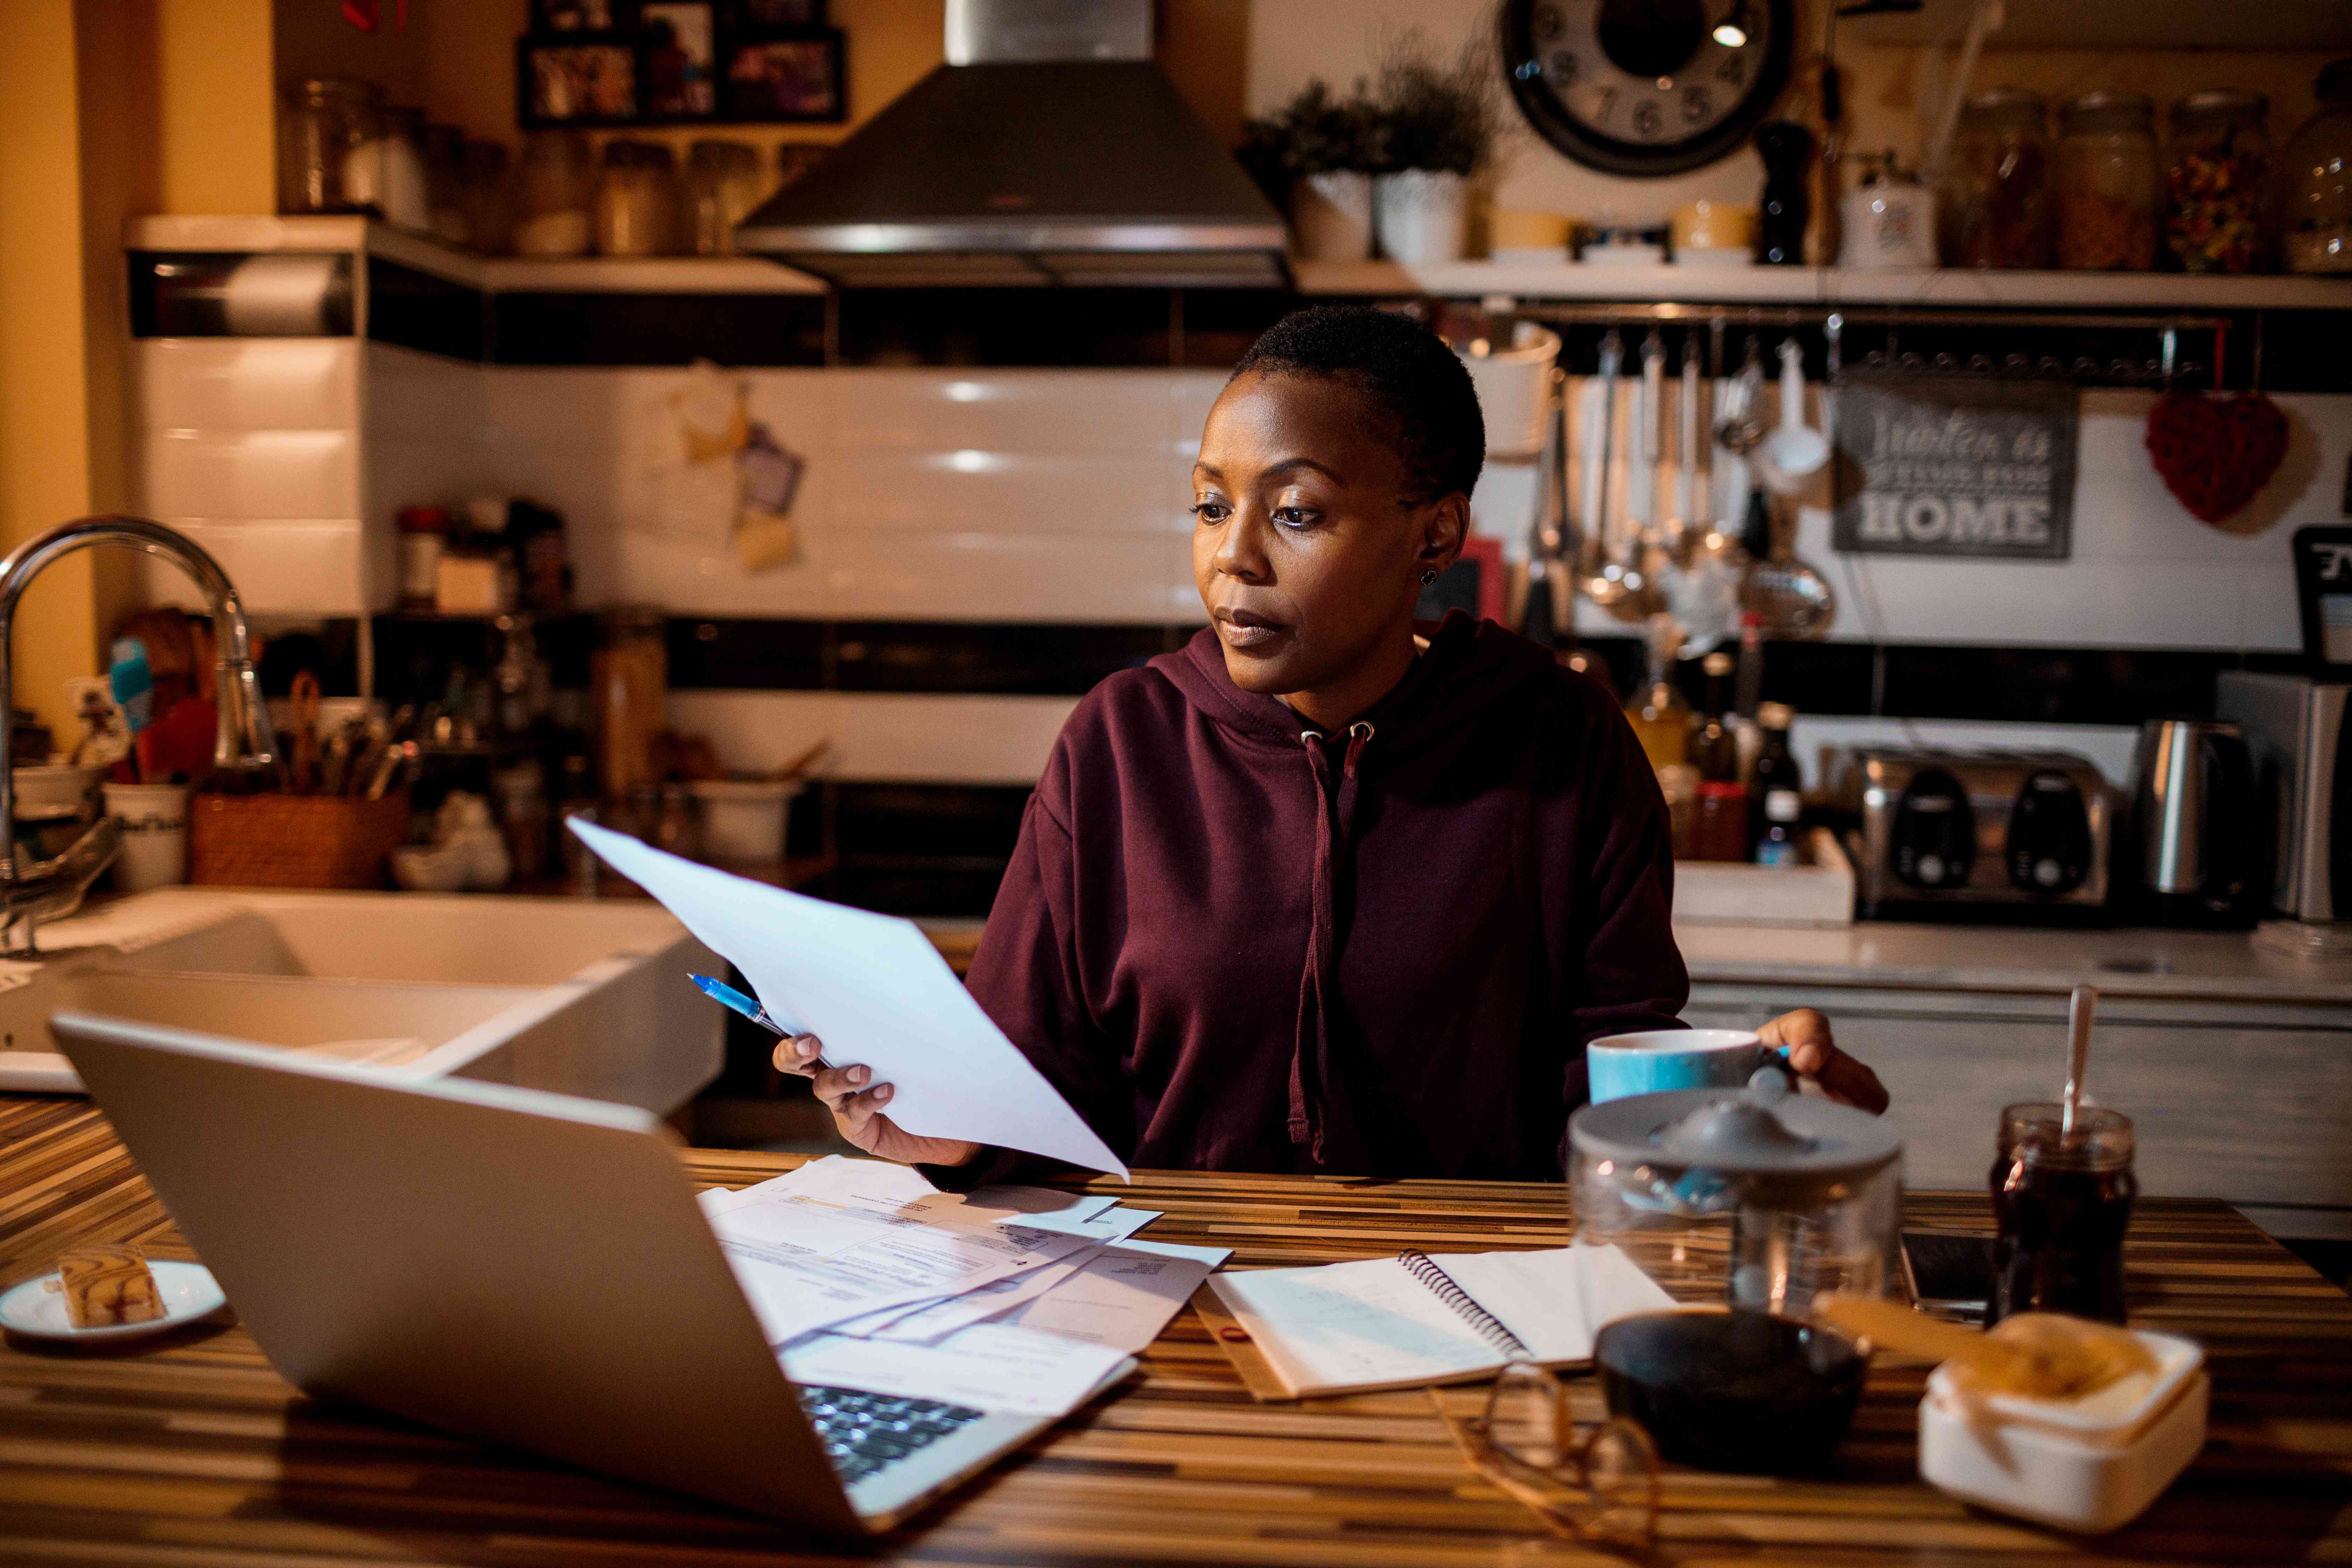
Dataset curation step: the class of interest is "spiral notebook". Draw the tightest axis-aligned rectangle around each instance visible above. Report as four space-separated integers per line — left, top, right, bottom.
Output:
1197 1243 1677 1400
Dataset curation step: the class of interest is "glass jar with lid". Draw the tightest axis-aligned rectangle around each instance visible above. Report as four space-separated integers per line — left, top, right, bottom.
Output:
340 103 430 230
460 139 515 255
2281 59 2352 275
595 138 681 257
685 138 769 255
2055 91 2159 270
2166 90 2270 273
592 607 668 806
516 130 595 257
1938 88 2052 268
278 77 382 215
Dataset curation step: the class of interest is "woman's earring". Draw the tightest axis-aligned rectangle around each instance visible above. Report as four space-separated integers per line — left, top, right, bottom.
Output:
1419 568 1440 586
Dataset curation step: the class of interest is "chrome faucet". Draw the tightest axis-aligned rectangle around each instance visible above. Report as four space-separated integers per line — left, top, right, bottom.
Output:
0 517 276 947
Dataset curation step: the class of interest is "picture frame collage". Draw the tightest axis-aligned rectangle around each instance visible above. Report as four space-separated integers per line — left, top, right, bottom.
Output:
519 0 845 129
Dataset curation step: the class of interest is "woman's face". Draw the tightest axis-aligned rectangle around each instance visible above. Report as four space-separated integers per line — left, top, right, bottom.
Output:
1191 370 1464 711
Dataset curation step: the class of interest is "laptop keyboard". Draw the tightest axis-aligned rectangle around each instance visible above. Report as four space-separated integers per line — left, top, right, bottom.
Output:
797 1385 987 1485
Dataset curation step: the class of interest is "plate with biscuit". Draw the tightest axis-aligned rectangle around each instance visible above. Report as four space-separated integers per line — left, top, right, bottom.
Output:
1 1242 226 1342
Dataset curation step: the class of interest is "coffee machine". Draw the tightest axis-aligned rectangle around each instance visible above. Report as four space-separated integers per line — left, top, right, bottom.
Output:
2215 671 2352 925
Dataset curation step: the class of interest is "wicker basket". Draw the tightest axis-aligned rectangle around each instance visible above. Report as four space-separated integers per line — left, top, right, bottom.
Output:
187 790 411 890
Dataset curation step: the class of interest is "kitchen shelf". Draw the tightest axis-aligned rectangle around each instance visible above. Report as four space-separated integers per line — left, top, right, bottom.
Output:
128 215 826 295
1292 258 2352 313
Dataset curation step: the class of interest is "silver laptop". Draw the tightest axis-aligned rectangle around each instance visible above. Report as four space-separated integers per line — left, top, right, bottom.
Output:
53 1009 1130 1534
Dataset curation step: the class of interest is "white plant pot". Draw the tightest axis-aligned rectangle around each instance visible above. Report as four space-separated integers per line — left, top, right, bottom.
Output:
1290 170 1375 261
1374 169 1469 265
1457 320 1564 459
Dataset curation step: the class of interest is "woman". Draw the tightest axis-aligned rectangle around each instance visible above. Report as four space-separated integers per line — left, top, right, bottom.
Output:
779 306 1884 1182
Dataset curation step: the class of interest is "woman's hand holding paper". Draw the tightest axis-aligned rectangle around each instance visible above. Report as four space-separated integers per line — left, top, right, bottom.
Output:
775 1033 983 1167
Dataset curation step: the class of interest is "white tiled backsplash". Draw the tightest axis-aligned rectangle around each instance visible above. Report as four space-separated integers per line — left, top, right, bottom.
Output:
126 348 2347 785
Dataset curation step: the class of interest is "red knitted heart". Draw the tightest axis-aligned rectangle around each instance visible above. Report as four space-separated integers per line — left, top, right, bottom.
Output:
2144 391 2289 525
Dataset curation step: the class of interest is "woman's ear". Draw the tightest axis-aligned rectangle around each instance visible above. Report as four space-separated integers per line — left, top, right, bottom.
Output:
1415 492 1470 578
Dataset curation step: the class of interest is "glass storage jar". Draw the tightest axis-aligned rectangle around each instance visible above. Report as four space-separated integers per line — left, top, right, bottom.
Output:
425 123 468 245
685 138 768 256
2056 91 2159 270
595 138 680 257
460 139 515 255
516 130 595 257
592 607 668 805
278 77 381 215
345 103 430 231
2166 90 2270 273
2281 59 2352 275
1938 88 2053 268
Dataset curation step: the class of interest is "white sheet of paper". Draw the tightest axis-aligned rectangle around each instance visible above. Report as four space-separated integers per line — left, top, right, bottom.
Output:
710 1182 1097 1345
780 1322 1132 1417
570 820 1126 1176
1001 1238 1231 1353
870 1245 1107 1343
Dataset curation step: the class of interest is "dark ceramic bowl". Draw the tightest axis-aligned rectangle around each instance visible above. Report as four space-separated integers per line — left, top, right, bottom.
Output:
1594 1308 1869 1474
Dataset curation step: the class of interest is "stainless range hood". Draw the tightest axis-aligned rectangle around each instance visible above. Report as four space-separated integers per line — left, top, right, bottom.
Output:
735 0 1288 288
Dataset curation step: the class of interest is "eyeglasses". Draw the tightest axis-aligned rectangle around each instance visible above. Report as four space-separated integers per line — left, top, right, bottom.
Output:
1429 1361 1659 1550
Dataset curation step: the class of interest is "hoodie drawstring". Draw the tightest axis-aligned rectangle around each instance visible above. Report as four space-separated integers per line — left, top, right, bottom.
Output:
1289 720 1372 1163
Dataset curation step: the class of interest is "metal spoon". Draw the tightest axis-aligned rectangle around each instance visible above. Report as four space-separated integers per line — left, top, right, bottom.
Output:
1714 333 1769 455
2064 984 2097 1136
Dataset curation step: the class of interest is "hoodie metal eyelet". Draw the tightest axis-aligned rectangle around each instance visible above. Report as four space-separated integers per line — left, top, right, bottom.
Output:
1300 730 1325 746
1348 722 1373 742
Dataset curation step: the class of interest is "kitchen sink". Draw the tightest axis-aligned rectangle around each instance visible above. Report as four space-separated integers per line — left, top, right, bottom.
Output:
0 889 721 1112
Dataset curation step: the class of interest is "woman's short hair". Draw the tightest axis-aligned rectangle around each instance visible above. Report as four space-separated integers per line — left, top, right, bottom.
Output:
1230 304 1485 504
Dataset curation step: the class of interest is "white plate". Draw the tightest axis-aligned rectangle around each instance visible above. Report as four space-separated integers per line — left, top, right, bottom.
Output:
0 1259 227 1342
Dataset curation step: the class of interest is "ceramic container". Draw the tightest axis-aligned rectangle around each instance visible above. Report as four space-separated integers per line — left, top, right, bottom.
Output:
1290 170 1375 261
1374 169 1468 265
1454 320 1562 459
104 782 188 892
689 778 803 863
1919 1329 2207 1533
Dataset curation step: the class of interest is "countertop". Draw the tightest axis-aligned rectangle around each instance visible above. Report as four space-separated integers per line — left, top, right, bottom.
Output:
4 1095 2349 1566
918 916 2352 1007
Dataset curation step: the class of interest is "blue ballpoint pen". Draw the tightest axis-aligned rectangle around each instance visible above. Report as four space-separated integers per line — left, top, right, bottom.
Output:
690 974 829 1068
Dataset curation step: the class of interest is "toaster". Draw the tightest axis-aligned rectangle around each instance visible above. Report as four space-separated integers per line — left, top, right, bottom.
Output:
1830 748 2115 922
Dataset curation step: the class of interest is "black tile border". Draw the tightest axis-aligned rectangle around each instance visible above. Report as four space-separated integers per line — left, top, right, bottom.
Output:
368 257 485 361
488 291 827 366
652 615 2316 726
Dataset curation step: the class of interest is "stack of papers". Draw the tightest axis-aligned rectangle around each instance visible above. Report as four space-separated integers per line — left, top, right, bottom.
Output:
701 1157 1230 1416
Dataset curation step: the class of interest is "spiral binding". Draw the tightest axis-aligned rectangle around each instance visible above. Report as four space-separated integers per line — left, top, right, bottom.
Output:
1396 1248 1533 1362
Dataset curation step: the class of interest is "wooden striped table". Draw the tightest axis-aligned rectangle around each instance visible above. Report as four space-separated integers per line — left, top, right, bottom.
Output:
3 1093 2349 1566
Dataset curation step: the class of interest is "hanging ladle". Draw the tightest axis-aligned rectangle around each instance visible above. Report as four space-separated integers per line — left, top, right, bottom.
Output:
1755 336 1829 491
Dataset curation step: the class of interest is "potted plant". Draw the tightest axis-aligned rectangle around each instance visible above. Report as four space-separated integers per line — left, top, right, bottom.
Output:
1369 33 1497 266
1240 80 1381 262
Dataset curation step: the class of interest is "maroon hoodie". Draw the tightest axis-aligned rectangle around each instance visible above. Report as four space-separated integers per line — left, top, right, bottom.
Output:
953 610 1688 1184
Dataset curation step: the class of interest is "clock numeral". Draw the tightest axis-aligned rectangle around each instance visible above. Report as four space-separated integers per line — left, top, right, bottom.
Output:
1716 52 1745 84
1682 86 1713 123
1593 86 1617 121
1632 99 1664 138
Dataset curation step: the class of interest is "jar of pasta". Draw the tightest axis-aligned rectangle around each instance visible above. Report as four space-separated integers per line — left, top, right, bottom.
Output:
2166 90 2270 273
2056 92 2159 270
1938 89 2052 268
595 138 680 257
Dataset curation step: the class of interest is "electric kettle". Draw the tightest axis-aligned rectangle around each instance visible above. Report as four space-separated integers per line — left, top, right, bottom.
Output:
2125 718 2258 927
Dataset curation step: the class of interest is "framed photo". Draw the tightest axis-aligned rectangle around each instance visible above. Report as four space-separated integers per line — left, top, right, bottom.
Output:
639 0 719 120
534 0 636 32
518 34 643 127
723 29 846 123
730 0 824 24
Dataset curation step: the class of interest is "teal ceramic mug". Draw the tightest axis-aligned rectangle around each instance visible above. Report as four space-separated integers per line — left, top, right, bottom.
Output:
1587 1028 1778 1104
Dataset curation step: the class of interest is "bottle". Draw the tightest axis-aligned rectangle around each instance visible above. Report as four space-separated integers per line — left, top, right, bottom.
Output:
1625 615 1690 771
1748 700 1800 859
1755 788 1803 867
1689 651 1740 783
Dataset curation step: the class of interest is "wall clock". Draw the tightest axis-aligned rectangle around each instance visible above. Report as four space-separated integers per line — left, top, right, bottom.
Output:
1500 0 1796 177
